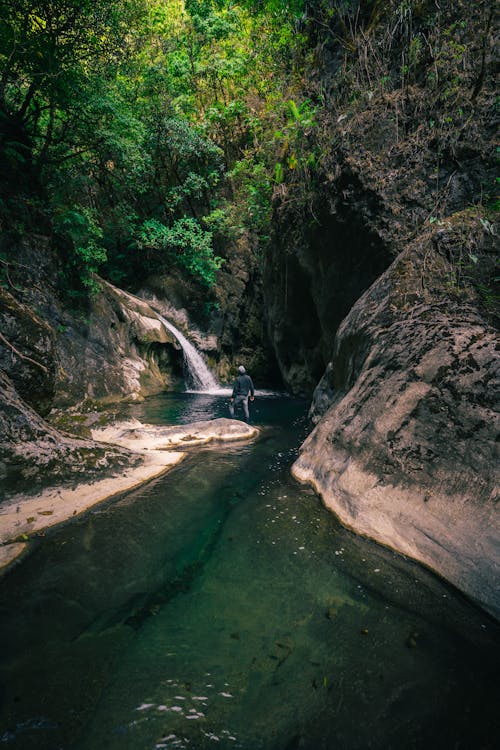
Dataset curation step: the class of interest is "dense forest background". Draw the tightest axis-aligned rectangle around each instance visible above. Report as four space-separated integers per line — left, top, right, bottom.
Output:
1 0 312 302
0 0 498 623
2 0 495 315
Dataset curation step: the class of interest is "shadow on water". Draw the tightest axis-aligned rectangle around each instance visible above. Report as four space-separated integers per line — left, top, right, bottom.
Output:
0 394 499 750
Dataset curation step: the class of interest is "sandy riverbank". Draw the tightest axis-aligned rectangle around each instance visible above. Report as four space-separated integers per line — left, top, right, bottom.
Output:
0 418 258 572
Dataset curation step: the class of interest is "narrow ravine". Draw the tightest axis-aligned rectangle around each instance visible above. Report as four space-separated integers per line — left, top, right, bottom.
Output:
0 394 498 750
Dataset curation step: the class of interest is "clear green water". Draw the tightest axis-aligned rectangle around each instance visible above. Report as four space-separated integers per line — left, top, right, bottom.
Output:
0 394 498 750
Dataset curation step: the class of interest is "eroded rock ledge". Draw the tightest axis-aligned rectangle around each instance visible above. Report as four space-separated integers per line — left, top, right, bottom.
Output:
292 243 500 620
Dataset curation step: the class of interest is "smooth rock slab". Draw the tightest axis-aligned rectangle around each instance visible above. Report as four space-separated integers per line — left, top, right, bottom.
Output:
92 417 258 451
0 451 184 554
0 418 258 572
0 542 26 570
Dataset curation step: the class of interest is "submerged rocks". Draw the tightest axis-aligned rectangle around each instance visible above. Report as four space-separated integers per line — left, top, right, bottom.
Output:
292 241 500 619
0 447 184 556
0 415 258 568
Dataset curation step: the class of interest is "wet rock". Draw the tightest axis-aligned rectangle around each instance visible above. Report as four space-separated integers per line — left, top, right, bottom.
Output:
92 417 259 451
263 168 393 395
0 233 187 409
51 280 184 406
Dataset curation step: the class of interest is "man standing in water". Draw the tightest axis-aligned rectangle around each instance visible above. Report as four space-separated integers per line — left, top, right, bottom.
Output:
229 365 255 422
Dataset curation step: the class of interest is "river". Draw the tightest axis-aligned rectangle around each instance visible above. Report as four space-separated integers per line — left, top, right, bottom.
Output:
0 393 498 749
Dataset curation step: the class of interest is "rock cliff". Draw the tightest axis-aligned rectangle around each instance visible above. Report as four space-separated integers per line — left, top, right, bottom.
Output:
0 236 200 496
51 281 184 407
0 236 189 406
264 0 497 395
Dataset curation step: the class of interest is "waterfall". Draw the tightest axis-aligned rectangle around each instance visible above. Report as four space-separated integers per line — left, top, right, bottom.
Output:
158 315 219 392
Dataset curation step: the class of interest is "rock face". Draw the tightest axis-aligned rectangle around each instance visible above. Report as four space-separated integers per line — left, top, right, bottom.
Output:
292 241 500 618
263 183 392 394
215 234 281 385
142 240 282 387
0 371 132 496
51 281 184 407
0 236 189 409
0 236 205 497
0 287 56 415
263 0 497 398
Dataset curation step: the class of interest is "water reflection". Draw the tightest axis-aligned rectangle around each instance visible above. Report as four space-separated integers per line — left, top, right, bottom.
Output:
0 395 498 750
122 390 290 426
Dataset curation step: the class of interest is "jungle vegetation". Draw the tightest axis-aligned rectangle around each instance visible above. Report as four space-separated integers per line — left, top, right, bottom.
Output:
0 0 313 294
1 0 497 309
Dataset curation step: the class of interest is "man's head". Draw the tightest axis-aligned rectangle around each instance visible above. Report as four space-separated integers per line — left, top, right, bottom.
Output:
238 365 246 374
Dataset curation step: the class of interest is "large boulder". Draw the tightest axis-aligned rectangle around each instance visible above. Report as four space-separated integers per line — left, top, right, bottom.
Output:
292 239 500 618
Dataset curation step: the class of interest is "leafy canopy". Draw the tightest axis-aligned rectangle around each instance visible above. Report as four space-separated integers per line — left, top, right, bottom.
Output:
1 0 314 294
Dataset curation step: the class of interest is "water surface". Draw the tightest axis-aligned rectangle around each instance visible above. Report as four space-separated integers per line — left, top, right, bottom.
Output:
0 394 498 749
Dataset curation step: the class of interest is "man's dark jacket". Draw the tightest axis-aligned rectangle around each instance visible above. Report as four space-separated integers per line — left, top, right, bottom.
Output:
232 374 254 397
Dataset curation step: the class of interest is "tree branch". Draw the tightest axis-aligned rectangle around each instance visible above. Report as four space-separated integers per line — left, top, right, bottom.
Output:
17 79 39 121
0 331 49 374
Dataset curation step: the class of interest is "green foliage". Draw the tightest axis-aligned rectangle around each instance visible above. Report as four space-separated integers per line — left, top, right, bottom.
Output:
0 0 315 296
202 207 239 241
229 159 273 237
146 116 224 216
0 0 146 170
8 0 492 317
138 218 224 286
274 162 285 183
279 98 317 174
53 206 107 292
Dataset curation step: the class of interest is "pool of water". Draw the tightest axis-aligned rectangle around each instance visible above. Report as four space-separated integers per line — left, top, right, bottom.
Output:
0 394 498 749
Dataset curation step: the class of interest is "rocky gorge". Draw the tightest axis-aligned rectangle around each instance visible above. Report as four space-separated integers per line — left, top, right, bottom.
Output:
0 0 498 625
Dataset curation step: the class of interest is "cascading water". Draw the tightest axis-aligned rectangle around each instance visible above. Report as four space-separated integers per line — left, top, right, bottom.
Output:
157 315 219 392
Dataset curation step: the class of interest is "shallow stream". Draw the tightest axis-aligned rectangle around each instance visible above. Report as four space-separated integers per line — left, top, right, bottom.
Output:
0 394 498 749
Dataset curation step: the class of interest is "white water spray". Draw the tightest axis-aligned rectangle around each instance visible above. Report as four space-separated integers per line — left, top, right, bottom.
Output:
158 315 219 392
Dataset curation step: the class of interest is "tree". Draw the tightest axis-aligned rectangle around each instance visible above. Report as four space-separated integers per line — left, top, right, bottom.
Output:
0 0 145 179
1 0 314 294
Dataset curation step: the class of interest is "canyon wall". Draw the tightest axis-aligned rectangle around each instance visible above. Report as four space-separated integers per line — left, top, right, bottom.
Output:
262 0 499 615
